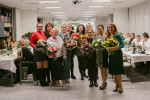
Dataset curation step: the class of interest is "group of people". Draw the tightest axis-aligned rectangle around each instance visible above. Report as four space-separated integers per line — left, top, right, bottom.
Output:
123 32 150 75
20 22 124 93
0 22 125 93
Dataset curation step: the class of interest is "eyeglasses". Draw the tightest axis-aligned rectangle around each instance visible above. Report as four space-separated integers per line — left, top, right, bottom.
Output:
38 26 43 27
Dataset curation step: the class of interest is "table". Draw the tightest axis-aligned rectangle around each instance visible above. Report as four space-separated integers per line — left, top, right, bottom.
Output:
122 50 150 82
0 55 17 87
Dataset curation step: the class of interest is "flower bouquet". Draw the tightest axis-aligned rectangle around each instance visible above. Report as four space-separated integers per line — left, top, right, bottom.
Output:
80 35 88 41
64 39 78 50
35 39 48 52
103 38 119 55
46 46 58 61
22 32 33 40
80 43 94 57
92 39 104 53
71 33 82 44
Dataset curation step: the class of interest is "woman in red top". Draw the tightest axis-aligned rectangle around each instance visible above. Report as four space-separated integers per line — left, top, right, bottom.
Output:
30 23 49 86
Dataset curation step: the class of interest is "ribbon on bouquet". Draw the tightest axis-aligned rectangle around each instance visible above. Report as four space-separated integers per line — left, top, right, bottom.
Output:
48 53 57 61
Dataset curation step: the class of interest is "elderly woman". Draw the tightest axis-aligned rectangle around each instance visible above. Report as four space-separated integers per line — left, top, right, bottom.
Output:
14 39 34 84
30 23 49 86
107 23 124 93
59 23 71 83
47 28 66 87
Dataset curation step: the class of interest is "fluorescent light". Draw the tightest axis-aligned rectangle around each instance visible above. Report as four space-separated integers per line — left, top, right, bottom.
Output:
83 14 94 15
84 11 96 13
62 20 66 22
46 7 61 9
93 0 111 2
59 18 68 19
51 12 64 13
40 0 58 3
90 19 95 20
85 18 89 19
83 16 92 17
54 15 66 16
89 6 104 8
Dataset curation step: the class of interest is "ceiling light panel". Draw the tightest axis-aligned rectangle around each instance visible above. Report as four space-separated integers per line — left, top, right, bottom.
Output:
93 0 111 2
89 6 104 8
40 0 58 3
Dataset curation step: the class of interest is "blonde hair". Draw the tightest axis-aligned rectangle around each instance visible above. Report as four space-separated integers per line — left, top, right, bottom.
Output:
106 23 118 38
61 23 67 28
86 23 93 30
86 28 94 38
51 28 59 33
19 39 25 46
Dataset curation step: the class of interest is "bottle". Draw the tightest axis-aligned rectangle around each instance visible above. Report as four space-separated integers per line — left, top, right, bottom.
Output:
132 43 136 54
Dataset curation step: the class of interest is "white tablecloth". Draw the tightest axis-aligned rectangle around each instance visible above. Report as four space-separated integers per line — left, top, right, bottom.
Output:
0 52 17 73
122 51 150 68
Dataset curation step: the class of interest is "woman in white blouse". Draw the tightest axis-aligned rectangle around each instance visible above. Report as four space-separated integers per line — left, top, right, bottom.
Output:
140 32 150 50
47 28 66 87
132 35 141 46
140 32 150 75
124 33 131 43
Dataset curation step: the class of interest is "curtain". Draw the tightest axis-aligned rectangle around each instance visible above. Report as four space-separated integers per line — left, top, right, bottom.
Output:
129 0 150 36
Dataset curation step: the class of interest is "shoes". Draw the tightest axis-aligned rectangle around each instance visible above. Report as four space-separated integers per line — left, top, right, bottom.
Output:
94 80 98 87
89 80 93 87
81 76 84 80
119 91 123 94
99 82 107 90
55 80 64 87
71 75 76 79
113 86 119 92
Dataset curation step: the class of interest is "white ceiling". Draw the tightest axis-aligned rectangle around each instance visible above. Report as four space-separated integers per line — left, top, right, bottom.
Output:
0 0 145 21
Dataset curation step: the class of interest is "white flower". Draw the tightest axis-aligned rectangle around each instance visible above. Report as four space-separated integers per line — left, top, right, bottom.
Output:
97 39 101 42
95 43 98 47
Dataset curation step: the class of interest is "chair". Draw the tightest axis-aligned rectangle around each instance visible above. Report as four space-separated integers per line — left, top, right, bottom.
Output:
123 56 131 78
19 61 34 85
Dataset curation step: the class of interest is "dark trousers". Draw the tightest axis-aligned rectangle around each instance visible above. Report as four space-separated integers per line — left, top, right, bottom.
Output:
77 56 85 75
70 49 75 76
86 55 97 80
49 57 63 80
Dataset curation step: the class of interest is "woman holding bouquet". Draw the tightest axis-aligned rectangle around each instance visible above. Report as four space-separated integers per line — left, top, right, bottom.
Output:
95 25 108 90
47 28 66 87
30 23 49 86
75 24 88 80
85 29 98 87
59 23 71 83
106 23 124 93
44 22 53 84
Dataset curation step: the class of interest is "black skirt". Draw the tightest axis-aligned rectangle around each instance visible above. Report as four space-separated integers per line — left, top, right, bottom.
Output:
34 49 48 62
108 50 124 75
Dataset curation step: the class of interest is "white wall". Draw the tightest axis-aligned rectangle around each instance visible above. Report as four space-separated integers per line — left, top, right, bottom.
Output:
43 18 53 26
95 16 110 32
113 8 129 36
21 10 37 34
15 8 22 41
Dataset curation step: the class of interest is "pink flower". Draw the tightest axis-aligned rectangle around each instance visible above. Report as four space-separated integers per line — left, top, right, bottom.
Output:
85 48 88 50
82 46 85 49
67 43 70 47
47 47 50 51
